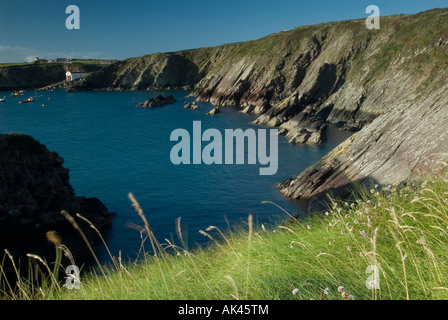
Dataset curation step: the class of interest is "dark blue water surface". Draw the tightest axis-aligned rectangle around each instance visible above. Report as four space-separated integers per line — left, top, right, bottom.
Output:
0 89 351 263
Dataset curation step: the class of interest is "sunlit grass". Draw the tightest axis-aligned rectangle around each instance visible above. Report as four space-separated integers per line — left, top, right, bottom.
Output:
2 166 448 300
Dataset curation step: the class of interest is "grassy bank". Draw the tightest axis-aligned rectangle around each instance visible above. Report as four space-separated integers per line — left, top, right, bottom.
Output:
0 60 104 68
2 167 448 300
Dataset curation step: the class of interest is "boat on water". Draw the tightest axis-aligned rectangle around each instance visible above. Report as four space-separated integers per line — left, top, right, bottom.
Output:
0 96 6 102
19 97 34 104
11 90 25 97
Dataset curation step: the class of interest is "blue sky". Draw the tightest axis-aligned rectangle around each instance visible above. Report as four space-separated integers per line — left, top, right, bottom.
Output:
0 0 447 63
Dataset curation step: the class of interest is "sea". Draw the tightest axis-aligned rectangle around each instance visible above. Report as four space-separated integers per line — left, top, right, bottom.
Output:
0 89 352 264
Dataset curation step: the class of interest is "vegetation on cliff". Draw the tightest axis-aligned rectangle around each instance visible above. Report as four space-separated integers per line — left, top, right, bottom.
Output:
72 9 448 126
0 60 105 90
67 9 448 150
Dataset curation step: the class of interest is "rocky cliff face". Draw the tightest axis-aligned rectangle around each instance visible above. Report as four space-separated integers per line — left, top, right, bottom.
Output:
0 133 114 268
71 9 448 207
279 83 448 209
73 9 448 141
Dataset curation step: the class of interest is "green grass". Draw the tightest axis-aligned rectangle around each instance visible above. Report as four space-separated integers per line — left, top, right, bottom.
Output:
2 166 448 300
71 59 102 63
0 60 103 68
0 62 50 69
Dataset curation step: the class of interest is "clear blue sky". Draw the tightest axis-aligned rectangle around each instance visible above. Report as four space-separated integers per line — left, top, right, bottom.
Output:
0 0 447 63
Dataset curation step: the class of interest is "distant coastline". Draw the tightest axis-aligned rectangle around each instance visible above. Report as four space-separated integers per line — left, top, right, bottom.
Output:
0 59 106 91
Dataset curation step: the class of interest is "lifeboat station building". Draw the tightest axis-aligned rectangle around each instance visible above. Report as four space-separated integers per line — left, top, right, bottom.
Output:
66 71 87 81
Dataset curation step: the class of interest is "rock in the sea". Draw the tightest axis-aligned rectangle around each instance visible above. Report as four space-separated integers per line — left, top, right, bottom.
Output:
184 101 200 110
0 133 115 274
206 107 220 115
137 94 177 108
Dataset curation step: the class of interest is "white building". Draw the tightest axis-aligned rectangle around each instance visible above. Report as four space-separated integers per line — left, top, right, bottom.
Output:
66 71 87 81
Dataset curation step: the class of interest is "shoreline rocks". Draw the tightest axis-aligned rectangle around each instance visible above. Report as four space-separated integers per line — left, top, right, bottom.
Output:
184 101 200 110
206 107 220 115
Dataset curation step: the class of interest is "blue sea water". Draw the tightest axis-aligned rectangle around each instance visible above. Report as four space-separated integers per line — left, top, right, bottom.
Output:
0 89 352 264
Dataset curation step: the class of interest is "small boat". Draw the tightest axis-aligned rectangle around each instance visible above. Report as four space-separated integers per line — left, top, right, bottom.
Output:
0 96 5 102
11 90 25 97
19 97 34 104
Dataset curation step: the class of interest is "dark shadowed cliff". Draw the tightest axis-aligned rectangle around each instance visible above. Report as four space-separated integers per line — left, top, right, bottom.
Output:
48 9 448 206
0 133 114 272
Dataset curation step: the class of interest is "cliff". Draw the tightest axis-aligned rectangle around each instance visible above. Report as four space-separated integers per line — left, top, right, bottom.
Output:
70 8 448 205
0 133 114 269
278 84 448 209
73 9 448 138
0 62 104 90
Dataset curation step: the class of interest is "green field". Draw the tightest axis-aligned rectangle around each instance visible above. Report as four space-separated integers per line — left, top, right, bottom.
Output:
0 59 105 69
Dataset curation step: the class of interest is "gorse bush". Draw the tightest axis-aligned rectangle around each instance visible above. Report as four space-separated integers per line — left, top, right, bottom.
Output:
2 166 448 300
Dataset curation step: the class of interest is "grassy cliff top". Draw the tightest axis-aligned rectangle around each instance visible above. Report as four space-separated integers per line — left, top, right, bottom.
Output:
3 165 447 300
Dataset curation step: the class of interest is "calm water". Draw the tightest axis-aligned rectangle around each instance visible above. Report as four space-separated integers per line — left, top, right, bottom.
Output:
0 89 352 263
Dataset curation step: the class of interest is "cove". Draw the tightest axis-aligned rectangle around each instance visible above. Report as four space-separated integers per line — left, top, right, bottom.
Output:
0 89 353 264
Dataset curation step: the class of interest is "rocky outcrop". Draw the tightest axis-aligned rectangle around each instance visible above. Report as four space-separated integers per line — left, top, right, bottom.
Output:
0 133 115 269
184 101 200 110
278 112 327 145
206 107 221 115
137 94 177 108
279 83 448 209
